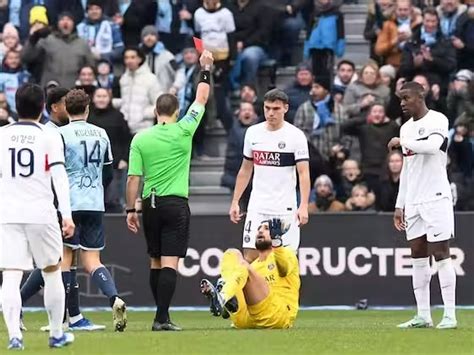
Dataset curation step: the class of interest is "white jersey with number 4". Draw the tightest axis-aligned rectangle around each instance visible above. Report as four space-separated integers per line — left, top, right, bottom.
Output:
0 121 65 224
396 110 452 207
243 121 309 214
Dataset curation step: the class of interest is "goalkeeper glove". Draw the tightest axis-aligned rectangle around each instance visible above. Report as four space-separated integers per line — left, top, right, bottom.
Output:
268 218 290 248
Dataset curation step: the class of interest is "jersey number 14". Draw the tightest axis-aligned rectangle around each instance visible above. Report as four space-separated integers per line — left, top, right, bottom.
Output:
80 140 101 167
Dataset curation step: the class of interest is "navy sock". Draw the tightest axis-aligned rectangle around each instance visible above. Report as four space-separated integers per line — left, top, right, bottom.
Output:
62 271 71 322
156 267 177 323
91 266 118 307
67 268 81 318
20 269 44 304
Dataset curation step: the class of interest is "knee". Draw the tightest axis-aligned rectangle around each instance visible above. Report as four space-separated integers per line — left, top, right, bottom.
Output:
224 248 243 259
43 263 61 273
432 251 450 262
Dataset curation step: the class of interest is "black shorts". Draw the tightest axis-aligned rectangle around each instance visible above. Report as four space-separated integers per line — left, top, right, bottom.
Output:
142 196 190 258
64 212 105 251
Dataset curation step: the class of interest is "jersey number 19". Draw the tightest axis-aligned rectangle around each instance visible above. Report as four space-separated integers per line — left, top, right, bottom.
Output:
9 147 34 177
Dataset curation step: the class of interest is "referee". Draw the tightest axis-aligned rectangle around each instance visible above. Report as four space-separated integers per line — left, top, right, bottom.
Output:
126 50 214 331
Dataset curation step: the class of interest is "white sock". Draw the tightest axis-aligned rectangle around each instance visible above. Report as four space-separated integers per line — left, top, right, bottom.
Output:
412 257 432 321
437 257 456 319
1 270 23 340
42 269 65 339
69 314 84 324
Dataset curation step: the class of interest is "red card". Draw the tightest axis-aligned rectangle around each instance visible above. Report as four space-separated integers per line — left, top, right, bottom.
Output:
193 36 204 53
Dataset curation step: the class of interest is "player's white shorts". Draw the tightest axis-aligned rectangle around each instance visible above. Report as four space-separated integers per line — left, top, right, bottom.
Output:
405 198 454 242
242 211 300 251
0 223 63 271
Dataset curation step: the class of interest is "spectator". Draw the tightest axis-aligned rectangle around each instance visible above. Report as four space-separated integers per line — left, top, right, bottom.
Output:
228 0 272 87
171 47 199 115
140 25 177 95
452 0 474 71
304 0 345 86
284 63 313 124
413 73 446 114
436 0 467 38
0 23 22 63
262 0 307 66
333 59 357 98
96 58 120 96
221 101 258 210
155 0 199 54
77 0 124 63
342 103 399 194
194 0 235 126
88 87 131 212
335 159 375 204
0 104 15 126
447 69 472 124
0 50 31 113
364 0 396 65
239 83 263 118
345 184 376 211
21 11 94 89
115 47 161 134
75 65 97 87
375 0 422 68
379 64 397 87
376 150 403 211
294 78 343 167
308 174 345 213
399 7 457 92
121 0 157 46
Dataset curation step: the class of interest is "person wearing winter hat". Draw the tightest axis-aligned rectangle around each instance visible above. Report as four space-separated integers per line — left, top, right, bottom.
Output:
77 0 124 63
29 5 49 26
0 23 22 63
139 25 176 93
21 10 94 89
379 64 397 86
308 174 346 213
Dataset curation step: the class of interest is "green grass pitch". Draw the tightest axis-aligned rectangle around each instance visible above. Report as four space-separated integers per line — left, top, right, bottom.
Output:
1 310 473 354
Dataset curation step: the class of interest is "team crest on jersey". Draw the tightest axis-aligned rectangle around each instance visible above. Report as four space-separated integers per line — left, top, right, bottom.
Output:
268 263 275 270
278 141 286 149
244 235 251 243
418 128 425 136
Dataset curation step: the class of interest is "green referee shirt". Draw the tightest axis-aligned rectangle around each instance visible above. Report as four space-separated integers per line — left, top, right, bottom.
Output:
128 102 205 199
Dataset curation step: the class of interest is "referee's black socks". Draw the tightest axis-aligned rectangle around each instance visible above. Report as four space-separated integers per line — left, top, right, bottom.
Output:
155 267 177 323
149 268 161 305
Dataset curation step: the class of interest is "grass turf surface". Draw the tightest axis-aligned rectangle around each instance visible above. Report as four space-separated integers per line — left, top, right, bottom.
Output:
1 310 472 354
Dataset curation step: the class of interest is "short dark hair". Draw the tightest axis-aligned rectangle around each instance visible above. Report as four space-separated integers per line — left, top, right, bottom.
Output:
337 59 355 70
15 83 45 119
123 46 146 65
65 89 90 116
263 89 289 105
155 94 179 116
400 81 425 96
423 6 439 19
46 87 69 114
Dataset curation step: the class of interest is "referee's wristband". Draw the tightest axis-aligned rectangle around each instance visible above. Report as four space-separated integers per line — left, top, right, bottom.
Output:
200 70 211 84
126 208 136 214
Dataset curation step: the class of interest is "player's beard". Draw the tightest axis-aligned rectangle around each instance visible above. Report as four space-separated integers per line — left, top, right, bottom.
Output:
255 239 272 251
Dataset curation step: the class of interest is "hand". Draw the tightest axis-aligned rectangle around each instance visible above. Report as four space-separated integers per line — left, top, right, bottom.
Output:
199 49 214 69
229 201 243 224
387 137 401 150
169 87 178 95
29 22 46 35
118 159 128 170
127 212 140 234
396 77 406 93
397 31 410 42
413 53 424 67
297 205 309 226
286 5 293 15
179 8 192 21
236 41 244 52
360 94 375 108
0 108 8 121
431 84 440 100
62 218 75 239
393 208 405 231
91 47 102 60
421 47 432 61
451 36 465 49
268 218 290 247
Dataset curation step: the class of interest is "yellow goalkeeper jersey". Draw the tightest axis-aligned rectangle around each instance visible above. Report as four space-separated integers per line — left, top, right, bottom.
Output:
251 247 300 318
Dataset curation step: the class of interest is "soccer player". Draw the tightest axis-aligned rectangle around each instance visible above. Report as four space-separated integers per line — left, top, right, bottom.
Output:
126 50 214 331
0 84 75 349
201 218 300 329
229 89 311 262
388 81 457 329
60 89 127 332
20 87 104 331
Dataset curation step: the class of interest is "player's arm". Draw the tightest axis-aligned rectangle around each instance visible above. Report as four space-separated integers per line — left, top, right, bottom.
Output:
102 134 114 189
126 137 143 233
273 246 298 278
295 133 310 226
229 129 254 223
400 133 446 155
178 50 214 136
393 155 408 231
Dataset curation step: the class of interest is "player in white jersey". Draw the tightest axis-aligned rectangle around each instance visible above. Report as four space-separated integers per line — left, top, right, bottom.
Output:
229 89 311 262
0 84 75 349
388 81 457 330
60 89 127 332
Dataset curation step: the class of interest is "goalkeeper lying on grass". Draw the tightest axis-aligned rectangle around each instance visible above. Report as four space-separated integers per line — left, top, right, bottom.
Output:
201 219 300 329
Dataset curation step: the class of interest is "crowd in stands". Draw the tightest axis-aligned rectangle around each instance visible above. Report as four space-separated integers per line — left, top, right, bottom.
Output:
0 0 471 212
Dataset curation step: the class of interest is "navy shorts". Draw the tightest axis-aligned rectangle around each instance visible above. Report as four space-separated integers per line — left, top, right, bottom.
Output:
64 212 105 251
